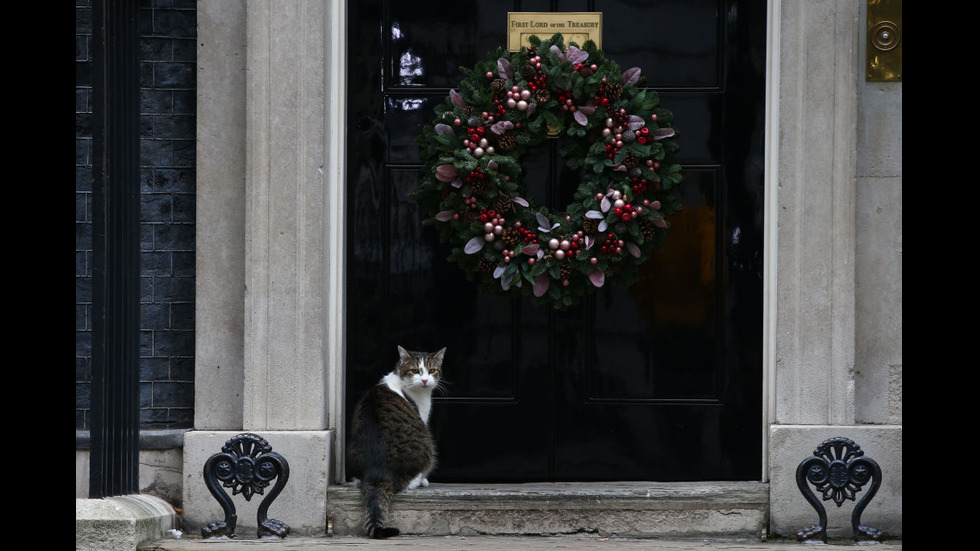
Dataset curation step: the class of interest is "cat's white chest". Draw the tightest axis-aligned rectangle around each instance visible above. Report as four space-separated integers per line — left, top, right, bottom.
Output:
380 372 434 424
404 386 433 425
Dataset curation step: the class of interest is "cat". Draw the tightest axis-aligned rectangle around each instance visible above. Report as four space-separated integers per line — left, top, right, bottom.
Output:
346 346 446 539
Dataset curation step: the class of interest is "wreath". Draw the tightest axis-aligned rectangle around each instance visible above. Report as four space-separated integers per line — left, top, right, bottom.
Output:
412 33 683 310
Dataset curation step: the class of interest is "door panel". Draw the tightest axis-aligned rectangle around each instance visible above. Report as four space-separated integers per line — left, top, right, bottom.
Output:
347 0 765 482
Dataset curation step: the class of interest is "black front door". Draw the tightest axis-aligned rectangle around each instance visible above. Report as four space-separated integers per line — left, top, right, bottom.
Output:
346 0 765 482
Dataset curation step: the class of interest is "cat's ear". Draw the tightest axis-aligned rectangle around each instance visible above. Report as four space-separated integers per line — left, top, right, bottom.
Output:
433 347 446 362
397 345 410 360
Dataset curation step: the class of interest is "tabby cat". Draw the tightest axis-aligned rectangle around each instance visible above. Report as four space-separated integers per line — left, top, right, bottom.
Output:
346 346 446 539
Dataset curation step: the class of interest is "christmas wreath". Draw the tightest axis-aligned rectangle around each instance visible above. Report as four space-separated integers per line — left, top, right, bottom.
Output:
412 33 683 310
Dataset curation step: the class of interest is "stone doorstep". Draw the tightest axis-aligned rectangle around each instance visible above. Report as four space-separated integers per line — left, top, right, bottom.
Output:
76 495 178 551
327 481 769 538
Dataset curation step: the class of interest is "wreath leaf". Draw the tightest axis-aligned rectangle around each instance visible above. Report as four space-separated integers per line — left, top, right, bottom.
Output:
498 58 513 80
522 244 540 256
536 212 551 231
623 67 641 85
435 164 458 182
450 89 466 108
465 236 485 254
567 45 588 64
491 121 515 135
533 274 550 297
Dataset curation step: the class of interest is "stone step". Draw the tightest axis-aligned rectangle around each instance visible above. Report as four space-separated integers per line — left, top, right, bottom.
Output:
327 481 769 539
76 495 177 551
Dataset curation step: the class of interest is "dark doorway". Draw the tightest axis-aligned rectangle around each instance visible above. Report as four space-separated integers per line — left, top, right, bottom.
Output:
346 0 765 482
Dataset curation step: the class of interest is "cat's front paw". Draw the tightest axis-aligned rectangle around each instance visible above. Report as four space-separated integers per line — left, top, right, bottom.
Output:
406 473 423 490
420 476 429 487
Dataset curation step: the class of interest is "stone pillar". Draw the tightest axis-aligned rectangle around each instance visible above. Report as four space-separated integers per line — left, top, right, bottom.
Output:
194 0 246 432
767 0 901 538
186 0 341 537
241 0 327 432
772 0 858 427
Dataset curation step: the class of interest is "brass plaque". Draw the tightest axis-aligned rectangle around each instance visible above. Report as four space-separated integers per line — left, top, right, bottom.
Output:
507 12 602 52
867 0 902 81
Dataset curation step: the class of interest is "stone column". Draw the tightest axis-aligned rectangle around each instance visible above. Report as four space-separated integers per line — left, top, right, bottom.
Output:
241 0 327 432
194 0 246 432
772 0 858 427
186 1 340 536
767 0 901 538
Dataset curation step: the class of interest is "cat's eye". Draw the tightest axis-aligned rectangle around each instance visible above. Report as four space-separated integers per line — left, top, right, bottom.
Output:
430 370 440 376
409 369 419 375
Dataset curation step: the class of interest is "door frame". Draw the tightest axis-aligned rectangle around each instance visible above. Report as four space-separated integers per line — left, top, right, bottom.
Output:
326 0 793 483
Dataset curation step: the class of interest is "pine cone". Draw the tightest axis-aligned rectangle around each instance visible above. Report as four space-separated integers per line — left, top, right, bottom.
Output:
622 129 636 143
560 263 573 280
464 211 479 225
494 194 513 214
478 256 495 273
623 153 639 170
579 67 593 78
491 78 507 96
521 64 537 80
605 82 623 100
497 133 516 151
471 180 488 195
502 227 520 247
640 220 656 241
582 217 598 234
534 89 551 104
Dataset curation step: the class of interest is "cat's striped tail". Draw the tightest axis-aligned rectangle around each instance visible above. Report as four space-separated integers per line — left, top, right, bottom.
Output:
362 478 399 539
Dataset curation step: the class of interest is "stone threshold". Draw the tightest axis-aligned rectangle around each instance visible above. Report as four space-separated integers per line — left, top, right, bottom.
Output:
327 481 769 539
77 494 178 551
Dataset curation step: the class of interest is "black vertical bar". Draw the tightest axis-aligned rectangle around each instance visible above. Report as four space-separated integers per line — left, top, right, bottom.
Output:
89 0 141 498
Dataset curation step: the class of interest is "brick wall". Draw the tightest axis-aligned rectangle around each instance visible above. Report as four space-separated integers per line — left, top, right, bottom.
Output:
76 0 197 431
